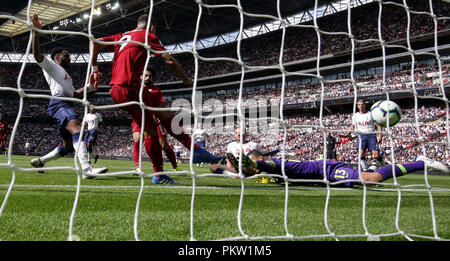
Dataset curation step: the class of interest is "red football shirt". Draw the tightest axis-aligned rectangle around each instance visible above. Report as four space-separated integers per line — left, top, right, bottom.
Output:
101 32 122 66
102 27 166 88
0 121 8 137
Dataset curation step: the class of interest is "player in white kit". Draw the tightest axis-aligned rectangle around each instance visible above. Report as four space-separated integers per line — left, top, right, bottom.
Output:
29 14 107 179
210 127 260 176
342 99 384 170
84 106 108 163
194 123 208 167
25 139 32 156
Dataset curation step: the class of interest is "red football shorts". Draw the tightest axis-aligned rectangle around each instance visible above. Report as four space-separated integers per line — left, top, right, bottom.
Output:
110 84 164 130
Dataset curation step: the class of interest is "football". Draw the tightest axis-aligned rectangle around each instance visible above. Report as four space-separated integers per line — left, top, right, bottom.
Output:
370 100 402 127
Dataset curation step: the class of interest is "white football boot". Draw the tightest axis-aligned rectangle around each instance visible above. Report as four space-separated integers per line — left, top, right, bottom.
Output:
82 167 108 179
417 155 450 174
30 158 45 173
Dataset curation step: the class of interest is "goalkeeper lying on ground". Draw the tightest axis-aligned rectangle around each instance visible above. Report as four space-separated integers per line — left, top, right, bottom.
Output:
227 150 450 187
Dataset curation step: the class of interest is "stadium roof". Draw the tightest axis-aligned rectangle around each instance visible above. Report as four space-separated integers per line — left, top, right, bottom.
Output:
0 0 110 37
0 0 336 53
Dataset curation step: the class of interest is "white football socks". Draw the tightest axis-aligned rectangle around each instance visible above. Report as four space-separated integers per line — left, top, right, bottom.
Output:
73 140 91 171
40 147 62 163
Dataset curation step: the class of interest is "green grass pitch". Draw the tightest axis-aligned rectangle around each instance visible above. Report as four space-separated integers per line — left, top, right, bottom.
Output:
0 155 449 241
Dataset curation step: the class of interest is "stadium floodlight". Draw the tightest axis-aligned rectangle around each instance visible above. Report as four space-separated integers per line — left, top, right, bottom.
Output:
93 7 102 16
106 2 120 10
59 19 69 27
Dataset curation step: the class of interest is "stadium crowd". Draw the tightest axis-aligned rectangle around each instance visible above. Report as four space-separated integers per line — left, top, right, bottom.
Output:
0 64 448 119
3 103 448 167
0 0 448 88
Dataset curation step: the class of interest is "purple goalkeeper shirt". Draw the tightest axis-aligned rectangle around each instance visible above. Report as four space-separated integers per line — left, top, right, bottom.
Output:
269 158 359 187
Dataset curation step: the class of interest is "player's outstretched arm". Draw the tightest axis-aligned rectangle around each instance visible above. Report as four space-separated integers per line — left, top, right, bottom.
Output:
376 125 383 143
31 14 44 63
89 38 110 85
73 72 103 98
340 124 354 137
159 53 193 86
89 38 110 69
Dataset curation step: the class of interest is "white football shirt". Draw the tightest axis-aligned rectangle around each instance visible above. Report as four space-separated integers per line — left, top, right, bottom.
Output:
227 141 260 158
194 129 206 142
38 56 75 98
352 112 376 133
85 113 103 130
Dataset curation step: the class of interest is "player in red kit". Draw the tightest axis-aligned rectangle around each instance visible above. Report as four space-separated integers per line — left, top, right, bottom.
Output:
0 113 10 154
130 68 180 184
132 119 180 173
90 14 221 176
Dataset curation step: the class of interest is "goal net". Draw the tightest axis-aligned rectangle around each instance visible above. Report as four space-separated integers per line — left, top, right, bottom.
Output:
0 0 449 242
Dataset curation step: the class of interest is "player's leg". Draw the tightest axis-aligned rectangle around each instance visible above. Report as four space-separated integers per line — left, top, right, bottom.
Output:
153 105 198 150
66 118 95 172
132 132 141 170
132 110 165 174
84 129 97 163
329 161 424 187
66 119 108 178
31 132 73 170
84 130 92 154
147 95 221 164
30 108 78 170
210 163 238 176
361 156 449 184
0 136 7 153
158 125 178 170
110 85 162 170
130 115 166 175
65 118 107 178
142 127 178 185
110 85 166 174
132 120 142 170
368 134 384 166
112 84 219 164
141 115 179 184
89 130 99 163
142 87 198 151
155 107 222 164
142 125 164 173
362 161 425 183
357 135 369 170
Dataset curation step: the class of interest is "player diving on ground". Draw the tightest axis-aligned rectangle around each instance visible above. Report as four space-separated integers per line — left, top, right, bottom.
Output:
227 149 449 187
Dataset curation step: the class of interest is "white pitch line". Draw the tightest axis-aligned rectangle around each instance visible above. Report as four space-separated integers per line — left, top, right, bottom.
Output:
2 183 449 192
0 184 225 190
0 183 341 191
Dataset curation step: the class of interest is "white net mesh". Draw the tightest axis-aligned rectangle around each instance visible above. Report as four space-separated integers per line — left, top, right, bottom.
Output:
0 0 449 241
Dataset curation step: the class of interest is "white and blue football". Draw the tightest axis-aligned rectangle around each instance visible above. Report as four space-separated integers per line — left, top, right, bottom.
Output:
370 100 402 127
